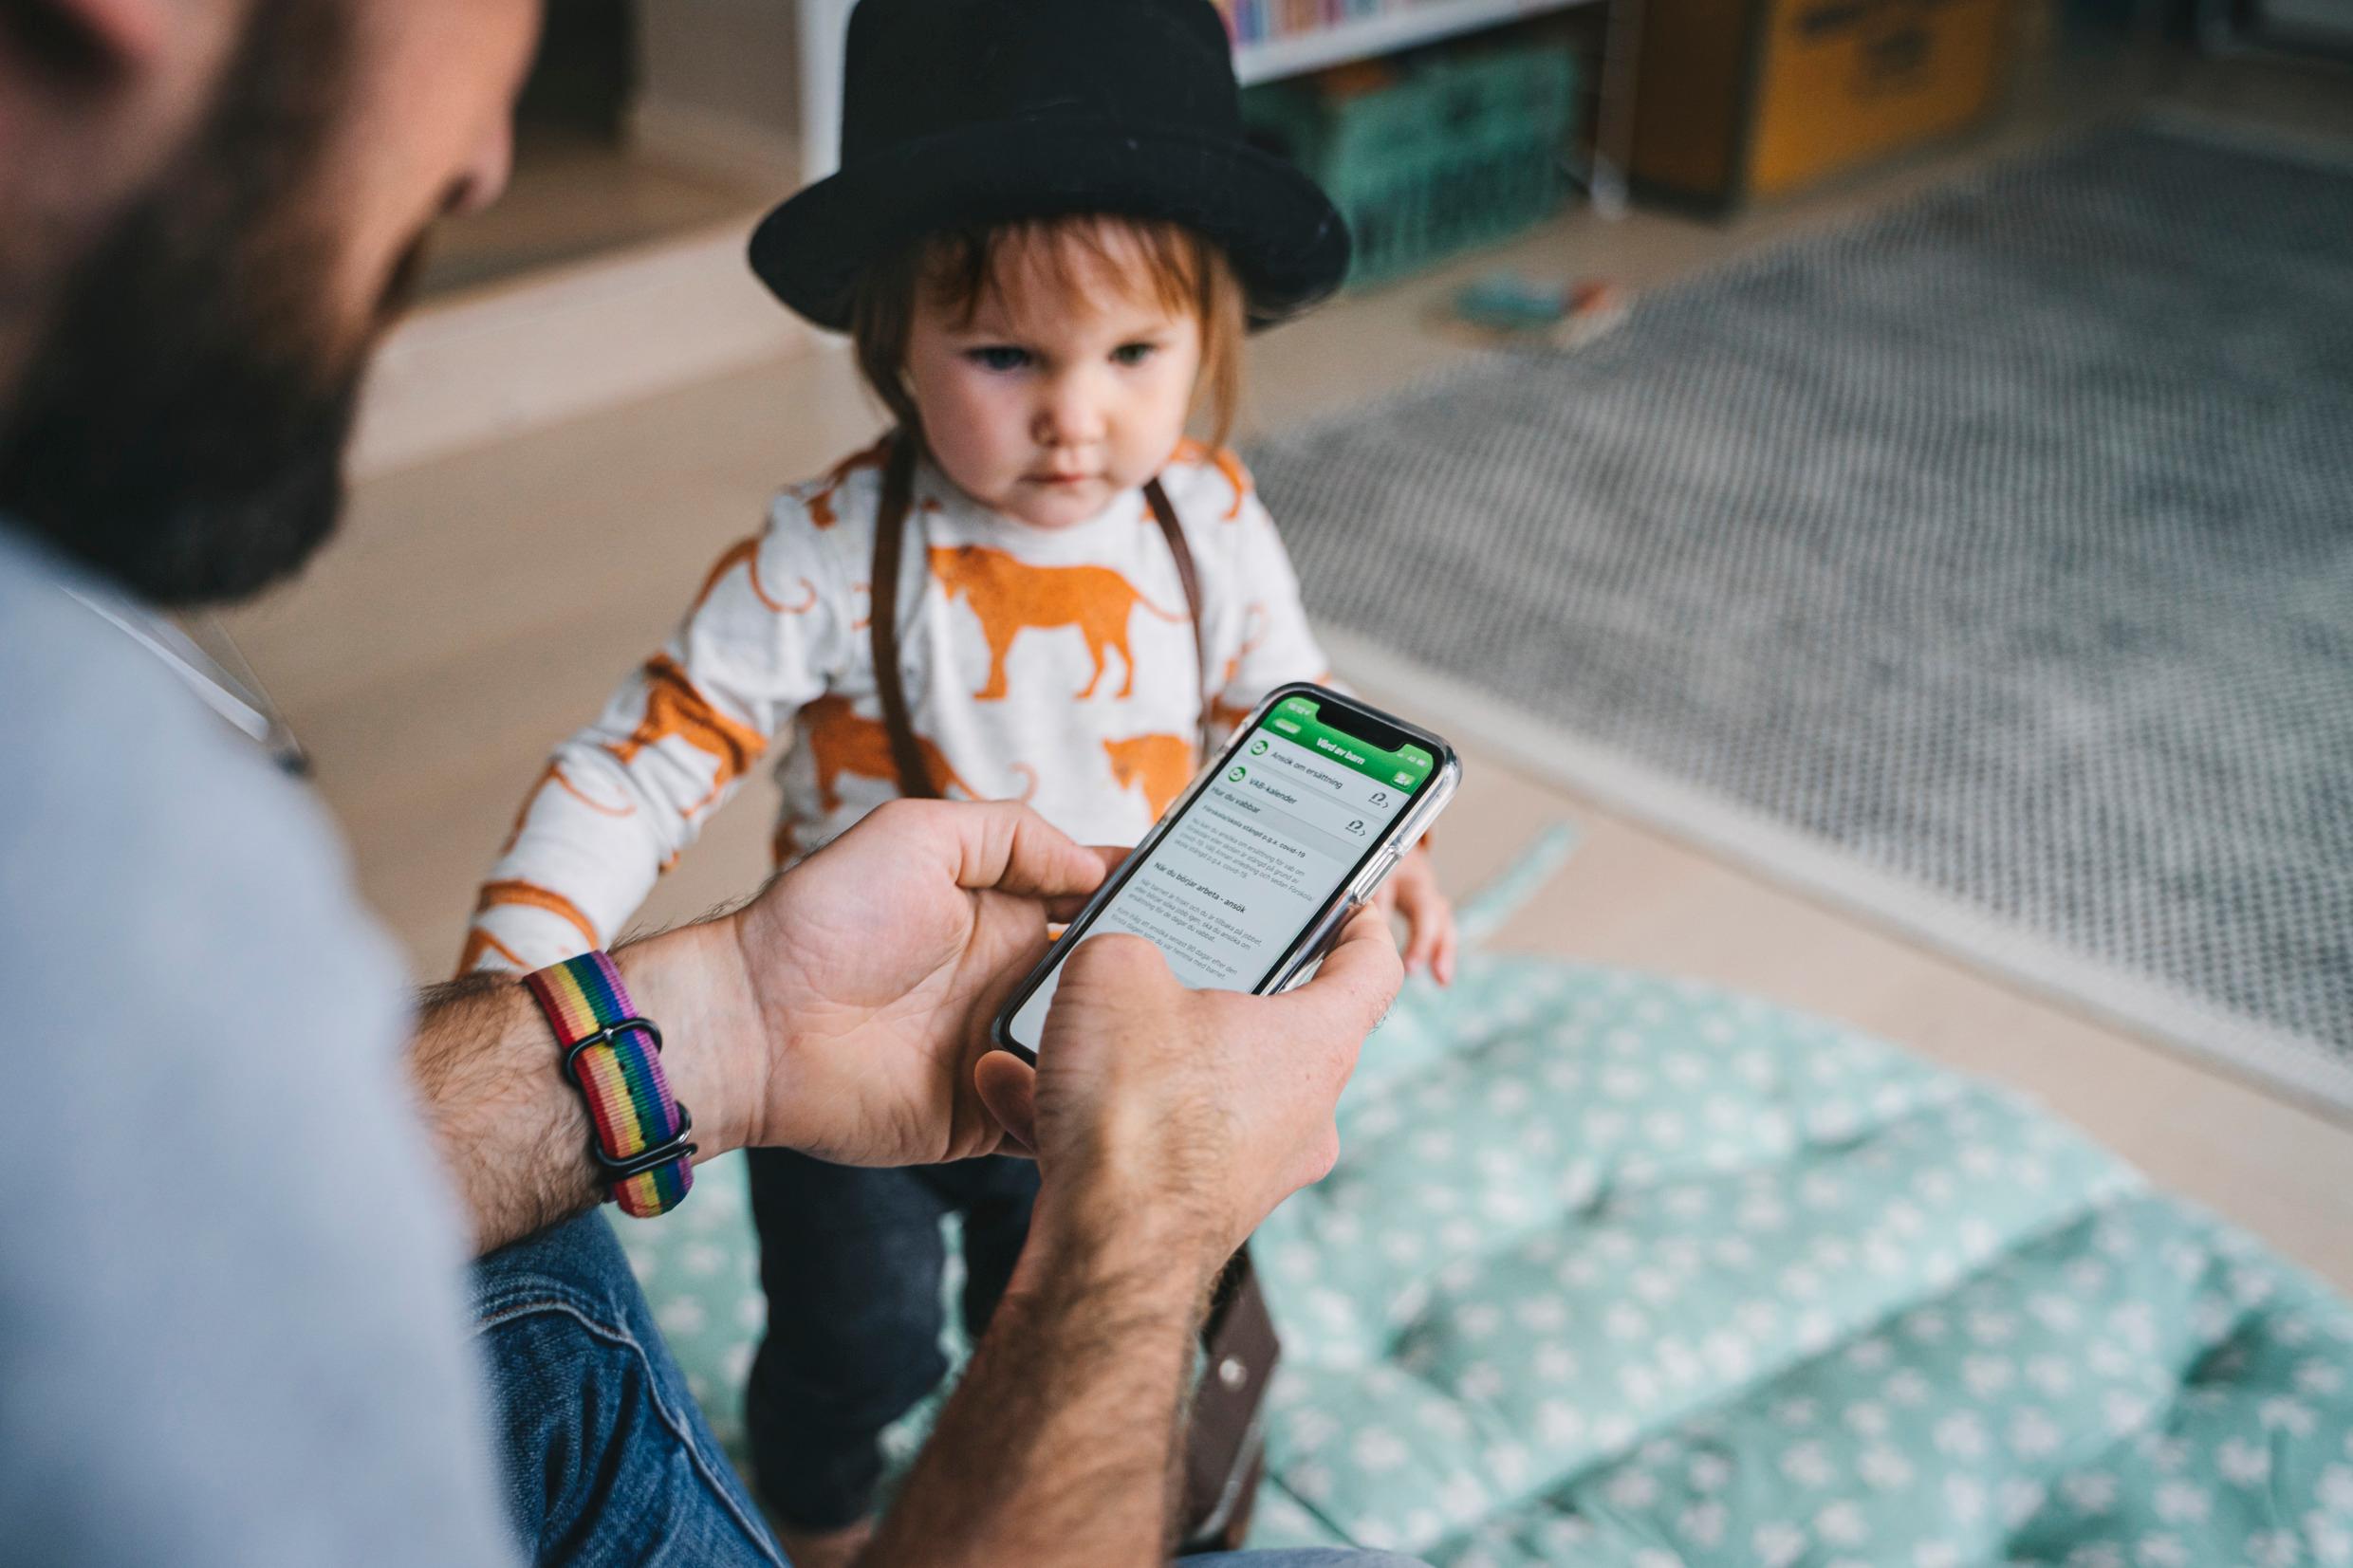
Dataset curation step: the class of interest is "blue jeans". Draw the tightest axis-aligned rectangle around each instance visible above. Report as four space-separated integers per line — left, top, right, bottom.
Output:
472 1209 1426 1568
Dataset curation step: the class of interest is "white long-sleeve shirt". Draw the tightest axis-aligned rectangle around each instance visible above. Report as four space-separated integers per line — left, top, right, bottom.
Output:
462 440 1330 974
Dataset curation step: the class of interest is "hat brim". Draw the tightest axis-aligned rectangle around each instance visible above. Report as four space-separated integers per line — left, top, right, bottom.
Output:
750 117 1349 333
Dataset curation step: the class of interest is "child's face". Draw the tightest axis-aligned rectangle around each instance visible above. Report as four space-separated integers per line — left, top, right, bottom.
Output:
904 227 1204 530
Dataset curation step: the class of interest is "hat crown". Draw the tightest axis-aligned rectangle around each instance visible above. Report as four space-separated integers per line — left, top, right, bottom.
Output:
750 0 1348 332
840 0 1240 166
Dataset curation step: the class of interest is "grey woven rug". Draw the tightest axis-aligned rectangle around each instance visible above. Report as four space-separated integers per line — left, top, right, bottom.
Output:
1253 122 2353 1112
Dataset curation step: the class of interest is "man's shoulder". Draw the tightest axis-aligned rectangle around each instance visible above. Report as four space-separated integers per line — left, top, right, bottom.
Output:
0 530 513 1568
0 531 414 1152
0 530 386 996
0 529 252 773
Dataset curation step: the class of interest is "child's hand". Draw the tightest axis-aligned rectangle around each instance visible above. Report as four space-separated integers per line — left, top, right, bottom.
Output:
1373 846 1456 986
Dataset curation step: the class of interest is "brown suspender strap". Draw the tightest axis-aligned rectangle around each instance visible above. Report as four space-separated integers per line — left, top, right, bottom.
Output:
869 434 1214 792
1142 475 1212 764
867 434 939 801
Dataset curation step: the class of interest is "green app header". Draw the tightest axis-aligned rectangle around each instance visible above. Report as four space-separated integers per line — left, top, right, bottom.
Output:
1260 694 1435 791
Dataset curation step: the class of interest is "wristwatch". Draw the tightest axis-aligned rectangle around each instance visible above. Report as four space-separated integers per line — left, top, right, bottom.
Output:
523 950 696 1218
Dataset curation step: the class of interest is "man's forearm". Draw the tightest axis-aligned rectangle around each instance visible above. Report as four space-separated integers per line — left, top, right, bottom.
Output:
409 918 764 1253
867 1201 1218 1567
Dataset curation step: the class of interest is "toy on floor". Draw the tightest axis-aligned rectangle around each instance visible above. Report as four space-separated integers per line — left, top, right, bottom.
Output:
1449 275 1629 347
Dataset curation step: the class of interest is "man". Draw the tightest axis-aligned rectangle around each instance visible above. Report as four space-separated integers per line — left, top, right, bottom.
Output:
0 3 1417 1564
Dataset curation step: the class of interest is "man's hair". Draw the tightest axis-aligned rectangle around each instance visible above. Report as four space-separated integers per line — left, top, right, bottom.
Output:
849 215 1245 452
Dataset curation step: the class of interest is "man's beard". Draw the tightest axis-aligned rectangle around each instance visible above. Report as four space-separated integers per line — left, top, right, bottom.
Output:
0 0 422 608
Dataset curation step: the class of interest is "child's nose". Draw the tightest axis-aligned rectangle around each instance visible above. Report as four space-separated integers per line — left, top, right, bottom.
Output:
1034 376 1108 449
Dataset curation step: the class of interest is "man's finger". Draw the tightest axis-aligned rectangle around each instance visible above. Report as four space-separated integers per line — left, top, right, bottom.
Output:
1043 846 1132 921
928 801 1110 900
973 1050 1039 1153
1052 930 1176 997
1272 905 1403 1042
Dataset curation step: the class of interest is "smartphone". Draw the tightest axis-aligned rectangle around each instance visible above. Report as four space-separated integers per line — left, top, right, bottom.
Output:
991 683 1460 1061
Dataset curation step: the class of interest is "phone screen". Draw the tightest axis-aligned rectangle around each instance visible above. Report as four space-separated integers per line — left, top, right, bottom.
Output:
1005 692 1440 1049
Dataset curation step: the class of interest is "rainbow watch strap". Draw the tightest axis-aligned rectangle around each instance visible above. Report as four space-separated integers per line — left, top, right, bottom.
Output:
524 951 695 1218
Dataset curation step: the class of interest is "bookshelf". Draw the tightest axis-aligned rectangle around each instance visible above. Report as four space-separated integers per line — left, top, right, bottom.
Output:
792 0 1639 211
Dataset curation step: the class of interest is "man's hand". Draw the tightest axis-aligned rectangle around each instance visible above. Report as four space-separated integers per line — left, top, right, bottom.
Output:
415 799 1109 1252
726 799 1113 1170
869 905 1403 1568
974 907 1403 1280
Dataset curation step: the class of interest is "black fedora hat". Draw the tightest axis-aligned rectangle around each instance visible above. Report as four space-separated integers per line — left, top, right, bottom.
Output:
750 0 1350 332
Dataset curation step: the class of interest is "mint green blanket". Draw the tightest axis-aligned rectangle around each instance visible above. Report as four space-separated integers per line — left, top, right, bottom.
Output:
624 831 2353 1564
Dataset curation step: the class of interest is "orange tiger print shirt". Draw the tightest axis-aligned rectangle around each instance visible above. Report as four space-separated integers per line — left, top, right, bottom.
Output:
461 441 1328 975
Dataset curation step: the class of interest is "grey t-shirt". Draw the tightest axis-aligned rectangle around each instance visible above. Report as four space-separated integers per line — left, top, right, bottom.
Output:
0 529 516 1566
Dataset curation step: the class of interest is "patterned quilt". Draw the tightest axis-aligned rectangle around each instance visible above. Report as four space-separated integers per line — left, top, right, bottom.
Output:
622 832 2353 1565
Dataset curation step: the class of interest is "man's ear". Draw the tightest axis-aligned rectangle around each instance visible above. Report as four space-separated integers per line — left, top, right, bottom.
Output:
3 0 188 87
72 0 172 61
2 0 172 78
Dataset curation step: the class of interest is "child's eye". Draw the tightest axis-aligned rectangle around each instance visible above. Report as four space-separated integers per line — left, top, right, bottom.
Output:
966 345 1030 373
1111 342 1158 367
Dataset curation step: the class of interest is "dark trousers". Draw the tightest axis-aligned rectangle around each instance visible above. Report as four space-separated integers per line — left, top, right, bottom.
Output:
741 1147 1041 1531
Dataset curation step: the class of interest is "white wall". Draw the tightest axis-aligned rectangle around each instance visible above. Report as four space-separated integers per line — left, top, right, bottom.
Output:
632 0 804 184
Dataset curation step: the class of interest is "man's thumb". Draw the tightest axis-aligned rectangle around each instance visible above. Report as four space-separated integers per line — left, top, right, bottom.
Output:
973 1050 1039 1158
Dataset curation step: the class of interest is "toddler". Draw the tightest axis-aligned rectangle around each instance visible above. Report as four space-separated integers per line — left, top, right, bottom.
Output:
462 0 1453 1556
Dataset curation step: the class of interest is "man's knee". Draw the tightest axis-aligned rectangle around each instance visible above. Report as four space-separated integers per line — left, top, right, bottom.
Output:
471 1215 779 1564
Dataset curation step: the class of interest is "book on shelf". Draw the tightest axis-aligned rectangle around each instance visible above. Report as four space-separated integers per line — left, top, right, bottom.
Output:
1215 0 1403 48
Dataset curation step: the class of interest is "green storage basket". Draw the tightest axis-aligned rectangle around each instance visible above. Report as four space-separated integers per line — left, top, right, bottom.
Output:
1246 44 1579 286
